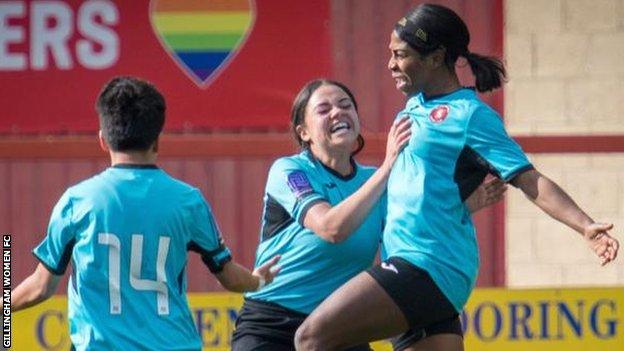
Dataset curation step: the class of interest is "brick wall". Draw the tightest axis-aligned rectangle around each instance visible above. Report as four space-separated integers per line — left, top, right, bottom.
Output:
505 0 624 135
505 154 624 287
504 0 624 287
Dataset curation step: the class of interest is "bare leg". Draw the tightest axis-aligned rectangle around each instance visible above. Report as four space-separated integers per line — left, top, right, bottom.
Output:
402 334 463 351
294 272 409 351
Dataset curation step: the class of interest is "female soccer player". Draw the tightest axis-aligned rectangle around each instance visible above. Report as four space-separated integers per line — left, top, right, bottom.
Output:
232 79 504 351
11 77 281 351
294 4 619 351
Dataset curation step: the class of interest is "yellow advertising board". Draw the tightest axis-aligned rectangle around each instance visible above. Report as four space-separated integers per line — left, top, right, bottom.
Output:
463 287 623 351
9 288 624 350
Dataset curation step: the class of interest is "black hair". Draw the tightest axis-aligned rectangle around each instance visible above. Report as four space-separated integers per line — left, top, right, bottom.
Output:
395 4 506 92
95 76 165 151
290 79 364 156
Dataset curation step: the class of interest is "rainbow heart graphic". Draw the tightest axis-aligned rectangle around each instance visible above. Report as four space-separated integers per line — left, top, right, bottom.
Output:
150 0 255 87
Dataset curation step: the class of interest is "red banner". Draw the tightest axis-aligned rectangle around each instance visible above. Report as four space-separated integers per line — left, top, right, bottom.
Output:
0 0 331 133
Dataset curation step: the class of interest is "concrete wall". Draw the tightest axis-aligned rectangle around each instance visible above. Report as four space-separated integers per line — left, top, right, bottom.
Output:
504 0 624 286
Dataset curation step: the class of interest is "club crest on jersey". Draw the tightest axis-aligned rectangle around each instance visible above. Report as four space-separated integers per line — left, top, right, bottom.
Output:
429 105 449 123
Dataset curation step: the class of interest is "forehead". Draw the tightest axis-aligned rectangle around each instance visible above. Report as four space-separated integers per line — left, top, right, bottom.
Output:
388 31 410 50
309 84 351 104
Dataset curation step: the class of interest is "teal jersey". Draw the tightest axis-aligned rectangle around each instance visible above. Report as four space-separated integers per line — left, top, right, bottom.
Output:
33 165 232 351
383 88 532 312
246 151 385 314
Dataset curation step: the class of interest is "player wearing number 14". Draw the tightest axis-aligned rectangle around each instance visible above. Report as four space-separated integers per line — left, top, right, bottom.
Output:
11 76 280 350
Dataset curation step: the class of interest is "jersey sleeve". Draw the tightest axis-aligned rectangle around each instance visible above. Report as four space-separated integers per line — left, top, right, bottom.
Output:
187 190 232 273
266 158 327 225
465 106 533 182
32 190 76 275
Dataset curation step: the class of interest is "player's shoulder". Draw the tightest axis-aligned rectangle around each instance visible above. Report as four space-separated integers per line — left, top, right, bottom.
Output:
76 168 201 201
53 171 112 211
155 172 207 206
266 151 320 194
64 171 108 197
467 99 502 128
160 171 199 192
451 88 496 115
269 151 315 175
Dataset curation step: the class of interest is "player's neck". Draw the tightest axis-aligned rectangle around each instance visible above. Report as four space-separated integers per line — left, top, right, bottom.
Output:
109 150 157 166
310 146 353 177
422 71 461 98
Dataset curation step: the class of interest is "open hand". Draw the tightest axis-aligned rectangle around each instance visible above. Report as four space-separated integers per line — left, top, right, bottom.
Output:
383 116 412 167
584 223 619 266
252 255 282 289
466 177 507 213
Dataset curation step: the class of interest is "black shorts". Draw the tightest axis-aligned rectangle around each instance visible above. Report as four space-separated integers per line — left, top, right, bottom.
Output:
232 298 372 351
390 316 463 351
367 257 463 350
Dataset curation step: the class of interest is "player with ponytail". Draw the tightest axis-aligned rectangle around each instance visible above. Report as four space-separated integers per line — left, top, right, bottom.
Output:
296 4 618 351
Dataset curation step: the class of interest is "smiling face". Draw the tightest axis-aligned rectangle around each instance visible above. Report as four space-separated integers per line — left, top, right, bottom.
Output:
387 31 431 96
296 83 360 157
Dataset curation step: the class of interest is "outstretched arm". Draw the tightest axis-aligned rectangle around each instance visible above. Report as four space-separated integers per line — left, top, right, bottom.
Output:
512 169 619 265
11 263 62 312
304 117 412 243
215 255 281 292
